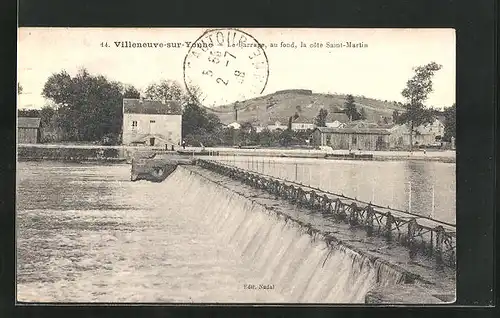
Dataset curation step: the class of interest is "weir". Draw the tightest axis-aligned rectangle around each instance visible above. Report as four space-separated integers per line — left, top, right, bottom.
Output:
131 157 456 303
196 159 456 268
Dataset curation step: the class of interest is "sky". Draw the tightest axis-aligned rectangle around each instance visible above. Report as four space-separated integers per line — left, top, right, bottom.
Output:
17 28 456 110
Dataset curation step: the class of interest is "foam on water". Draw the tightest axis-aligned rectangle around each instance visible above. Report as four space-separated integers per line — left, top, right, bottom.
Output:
168 166 406 303
17 163 406 303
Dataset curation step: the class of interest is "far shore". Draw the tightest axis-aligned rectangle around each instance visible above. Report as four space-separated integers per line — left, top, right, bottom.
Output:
17 143 456 163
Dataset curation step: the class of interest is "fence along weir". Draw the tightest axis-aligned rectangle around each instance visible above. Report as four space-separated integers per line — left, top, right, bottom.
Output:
196 159 456 268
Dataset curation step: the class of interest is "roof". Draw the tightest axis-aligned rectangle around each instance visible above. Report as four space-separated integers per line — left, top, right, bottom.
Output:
18 117 41 129
291 122 315 125
343 120 380 129
123 98 182 115
314 126 390 135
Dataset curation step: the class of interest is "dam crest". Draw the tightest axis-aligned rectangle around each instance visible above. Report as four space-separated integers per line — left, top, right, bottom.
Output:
145 160 455 303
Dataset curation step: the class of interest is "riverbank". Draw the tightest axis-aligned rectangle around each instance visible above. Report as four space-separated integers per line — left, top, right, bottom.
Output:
16 144 456 163
183 147 456 163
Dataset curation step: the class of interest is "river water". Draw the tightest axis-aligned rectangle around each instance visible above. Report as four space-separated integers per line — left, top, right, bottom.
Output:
16 159 455 303
16 161 289 303
210 156 456 224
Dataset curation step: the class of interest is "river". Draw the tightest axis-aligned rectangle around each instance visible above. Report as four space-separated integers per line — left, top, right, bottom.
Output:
210 156 456 224
16 159 455 303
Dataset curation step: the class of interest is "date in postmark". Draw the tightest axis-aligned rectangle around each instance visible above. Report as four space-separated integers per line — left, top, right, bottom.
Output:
183 28 269 108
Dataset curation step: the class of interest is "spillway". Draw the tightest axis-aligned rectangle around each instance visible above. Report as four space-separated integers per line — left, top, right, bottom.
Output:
165 166 410 303
17 161 454 303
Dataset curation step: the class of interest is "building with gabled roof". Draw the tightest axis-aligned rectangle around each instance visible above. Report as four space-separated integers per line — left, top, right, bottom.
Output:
18 117 41 144
122 98 182 147
312 126 390 150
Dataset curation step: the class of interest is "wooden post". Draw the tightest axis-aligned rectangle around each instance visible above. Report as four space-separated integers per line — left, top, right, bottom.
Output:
407 218 418 259
385 212 394 240
349 203 358 225
408 182 412 213
295 163 298 181
309 165 312 187
432 185 435 218
435 226 445 267
328 169 332 192
366 205 374 231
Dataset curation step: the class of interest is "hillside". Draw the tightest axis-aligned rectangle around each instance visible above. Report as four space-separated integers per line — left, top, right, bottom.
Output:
209 90 405 126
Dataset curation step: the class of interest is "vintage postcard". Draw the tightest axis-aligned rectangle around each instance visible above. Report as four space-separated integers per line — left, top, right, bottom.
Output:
17 28 456 304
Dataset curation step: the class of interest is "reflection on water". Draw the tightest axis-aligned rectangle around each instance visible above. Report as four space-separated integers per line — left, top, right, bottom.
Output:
213 156 456 224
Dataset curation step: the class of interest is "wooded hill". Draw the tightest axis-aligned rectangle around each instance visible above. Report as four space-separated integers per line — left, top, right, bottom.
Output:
208 89 406 125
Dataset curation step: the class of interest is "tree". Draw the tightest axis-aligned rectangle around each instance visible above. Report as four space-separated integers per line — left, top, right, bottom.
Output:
18 83 23 94
314 108 328 127
397 62 442 151
182 103 222 138
392 110 400 123
144 80 184 103
443 103 456 142
18 109 40 117
42 68 124 142
344 94 361 121
359 108 367 120
123 85 141 99
240 121 255 134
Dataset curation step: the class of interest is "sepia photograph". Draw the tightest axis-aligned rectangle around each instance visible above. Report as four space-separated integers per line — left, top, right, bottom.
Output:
16 28 456 304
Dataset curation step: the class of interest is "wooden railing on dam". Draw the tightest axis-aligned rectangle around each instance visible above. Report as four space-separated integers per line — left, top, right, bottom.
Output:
196 159 456 268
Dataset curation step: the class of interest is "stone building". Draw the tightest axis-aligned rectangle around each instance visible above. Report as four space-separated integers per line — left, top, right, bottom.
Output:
122 98 182 147
388 119 445 148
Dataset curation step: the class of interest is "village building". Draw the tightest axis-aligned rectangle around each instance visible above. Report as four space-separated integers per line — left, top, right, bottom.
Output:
227 122 241 130
122 98 182 147
388 118 445 149
18 117 41 144
325 120 346 128
291 122 316 131
267 120 288 131
253 125 266 133
312 126 390 151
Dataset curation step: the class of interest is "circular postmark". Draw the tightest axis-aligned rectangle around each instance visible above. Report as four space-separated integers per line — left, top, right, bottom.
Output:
183 28 269 108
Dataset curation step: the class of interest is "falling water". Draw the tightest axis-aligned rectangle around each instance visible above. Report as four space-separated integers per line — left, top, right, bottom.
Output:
17 162 407 303
169 166 406 303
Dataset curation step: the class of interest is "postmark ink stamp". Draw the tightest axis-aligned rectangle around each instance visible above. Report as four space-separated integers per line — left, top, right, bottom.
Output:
183 28 269 108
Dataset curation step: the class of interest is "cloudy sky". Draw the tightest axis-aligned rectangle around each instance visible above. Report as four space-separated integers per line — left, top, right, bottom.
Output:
17 28 455 109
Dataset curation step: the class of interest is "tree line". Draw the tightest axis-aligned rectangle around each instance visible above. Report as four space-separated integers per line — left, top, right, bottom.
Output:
19 63 456 149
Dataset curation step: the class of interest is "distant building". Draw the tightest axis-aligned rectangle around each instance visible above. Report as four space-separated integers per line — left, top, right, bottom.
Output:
291 122 316 131
254 125 266 133
343 120 381 129
312 126 390 151
227 122 241 129
18 117 41 144
122 98 182 147
325 120 345 128
267 121 288 131
388 119 445 148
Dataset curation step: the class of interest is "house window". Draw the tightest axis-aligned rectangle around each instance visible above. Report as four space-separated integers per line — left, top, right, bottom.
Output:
150 120 156 123
352 135 357 145
132 121 138 128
